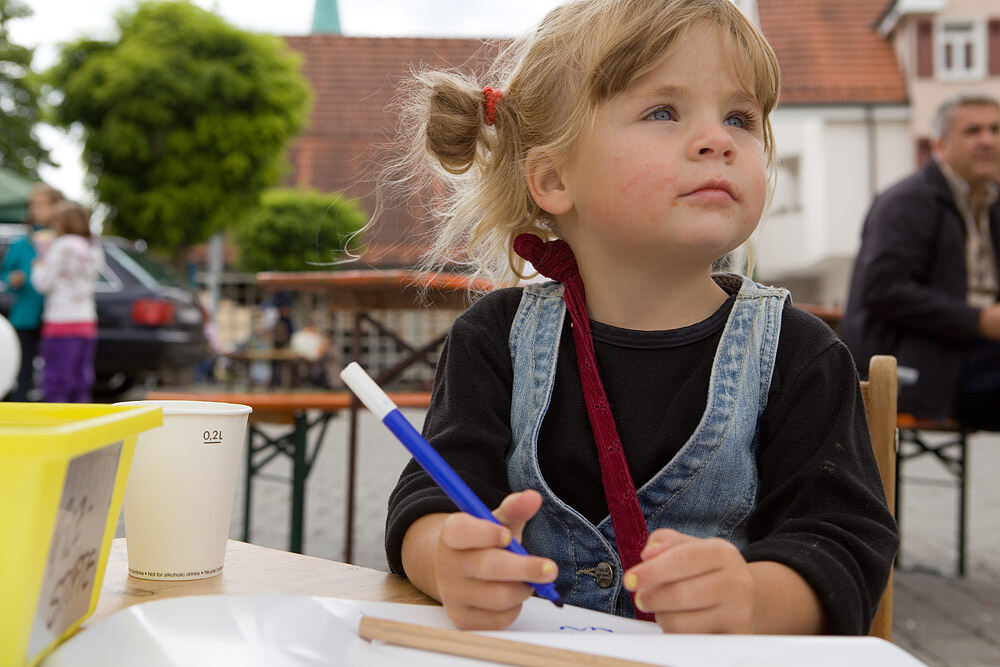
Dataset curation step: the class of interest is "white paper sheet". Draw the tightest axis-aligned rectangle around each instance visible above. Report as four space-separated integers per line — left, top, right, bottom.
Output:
43 595 927 667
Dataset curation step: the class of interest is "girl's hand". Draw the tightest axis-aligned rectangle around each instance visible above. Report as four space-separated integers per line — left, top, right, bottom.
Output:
6 269 26 289
433 489 558 630
623 528 756 634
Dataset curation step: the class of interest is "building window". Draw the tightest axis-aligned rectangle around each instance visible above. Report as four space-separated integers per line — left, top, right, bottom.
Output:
936 17 986 80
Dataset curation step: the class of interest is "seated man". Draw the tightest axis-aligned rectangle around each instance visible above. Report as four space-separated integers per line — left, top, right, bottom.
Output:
843 92 1000 428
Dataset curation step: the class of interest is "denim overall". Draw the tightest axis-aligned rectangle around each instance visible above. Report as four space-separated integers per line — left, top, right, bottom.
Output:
507 274 788 617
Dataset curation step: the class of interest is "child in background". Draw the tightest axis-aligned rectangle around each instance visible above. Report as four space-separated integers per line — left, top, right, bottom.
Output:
30 201 104 403
383 0 897 635
0 183 64 401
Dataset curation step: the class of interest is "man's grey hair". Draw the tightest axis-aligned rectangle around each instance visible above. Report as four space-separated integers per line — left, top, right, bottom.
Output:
931 92 1000 142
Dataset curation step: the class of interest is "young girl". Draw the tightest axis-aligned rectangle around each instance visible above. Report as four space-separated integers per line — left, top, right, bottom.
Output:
0 183 64 401
30 201 104 403
384 0 897 635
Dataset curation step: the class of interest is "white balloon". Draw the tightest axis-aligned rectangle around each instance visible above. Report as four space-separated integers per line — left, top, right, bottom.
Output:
0 314 21 397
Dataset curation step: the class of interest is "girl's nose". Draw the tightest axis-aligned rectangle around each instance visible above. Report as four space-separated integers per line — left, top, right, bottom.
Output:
688 123 737 162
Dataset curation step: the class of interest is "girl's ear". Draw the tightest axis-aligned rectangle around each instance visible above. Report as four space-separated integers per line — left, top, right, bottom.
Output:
525 148 573 215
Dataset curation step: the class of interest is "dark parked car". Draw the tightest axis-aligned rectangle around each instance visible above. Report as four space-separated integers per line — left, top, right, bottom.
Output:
0 225 209 398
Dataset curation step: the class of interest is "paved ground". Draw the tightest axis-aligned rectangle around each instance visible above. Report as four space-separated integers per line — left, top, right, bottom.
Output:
121 407 999 666
890 430 1000 666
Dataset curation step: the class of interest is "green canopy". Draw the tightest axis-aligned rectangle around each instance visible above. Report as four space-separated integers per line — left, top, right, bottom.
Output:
0 168 34 224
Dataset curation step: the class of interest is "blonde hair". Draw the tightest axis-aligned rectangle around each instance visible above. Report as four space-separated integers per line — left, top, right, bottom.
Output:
383 0 781 287
26 183 65 225
48 201 92 239
30 183 64 205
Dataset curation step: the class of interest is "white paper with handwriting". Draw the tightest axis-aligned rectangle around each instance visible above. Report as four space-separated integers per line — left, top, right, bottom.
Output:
43 595 926 667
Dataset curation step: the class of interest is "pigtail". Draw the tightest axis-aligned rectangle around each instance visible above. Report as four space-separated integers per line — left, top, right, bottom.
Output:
422 72 490 175
374 56 539 291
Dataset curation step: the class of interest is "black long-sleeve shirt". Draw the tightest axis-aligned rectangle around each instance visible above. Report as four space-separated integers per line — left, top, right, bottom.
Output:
386 285 898 635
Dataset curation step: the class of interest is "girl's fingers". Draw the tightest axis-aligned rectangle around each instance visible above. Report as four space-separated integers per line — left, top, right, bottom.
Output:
644 575 755 634
464 549 558 584
641 528 693 560
434 490 556 631
624 537 756 633
450 578 535 611
439 490 544 551
632 566 727 615
492 489 543 539
435 532 557 630
439 511 512 550
627 540 708 592
439 527 558 582
626 537 739 592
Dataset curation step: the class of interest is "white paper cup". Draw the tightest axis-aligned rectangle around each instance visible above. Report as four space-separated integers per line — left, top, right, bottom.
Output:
115 400 251 580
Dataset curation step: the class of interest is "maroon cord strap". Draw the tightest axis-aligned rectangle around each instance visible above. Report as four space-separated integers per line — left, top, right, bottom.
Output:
514 234 652 620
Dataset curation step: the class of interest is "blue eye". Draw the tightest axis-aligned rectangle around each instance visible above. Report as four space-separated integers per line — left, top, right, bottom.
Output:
646 106 674 121
724 114 747 129
725 110 759 131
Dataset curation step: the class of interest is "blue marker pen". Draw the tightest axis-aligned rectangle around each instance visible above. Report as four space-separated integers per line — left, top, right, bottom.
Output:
340 362 563 608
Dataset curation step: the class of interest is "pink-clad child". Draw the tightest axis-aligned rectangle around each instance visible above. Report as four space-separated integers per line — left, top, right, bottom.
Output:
31 201 104 402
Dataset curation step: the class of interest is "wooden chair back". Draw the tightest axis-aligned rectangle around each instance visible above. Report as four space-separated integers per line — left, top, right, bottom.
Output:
859 354 897 641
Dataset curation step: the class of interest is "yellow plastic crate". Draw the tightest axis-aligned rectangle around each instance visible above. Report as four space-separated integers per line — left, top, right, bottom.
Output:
0 403 162 667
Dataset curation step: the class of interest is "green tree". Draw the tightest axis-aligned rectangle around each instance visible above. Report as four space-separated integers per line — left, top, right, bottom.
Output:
233 188 367 272
0 0 51 179
48 1 310 255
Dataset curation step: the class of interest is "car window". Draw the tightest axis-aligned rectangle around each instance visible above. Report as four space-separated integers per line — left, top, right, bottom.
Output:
107 244 186 288
94 256 123 292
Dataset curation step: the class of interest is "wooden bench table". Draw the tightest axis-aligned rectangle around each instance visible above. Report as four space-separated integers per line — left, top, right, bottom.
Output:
222 348 312 387
895 413 975 576
146 390 432 558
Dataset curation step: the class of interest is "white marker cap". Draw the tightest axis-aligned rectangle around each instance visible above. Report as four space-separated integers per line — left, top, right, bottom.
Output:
340 362 397 419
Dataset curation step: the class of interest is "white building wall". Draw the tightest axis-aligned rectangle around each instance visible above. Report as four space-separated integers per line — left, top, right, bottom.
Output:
823 121 873 257
754 105 912 305
755 113 819 276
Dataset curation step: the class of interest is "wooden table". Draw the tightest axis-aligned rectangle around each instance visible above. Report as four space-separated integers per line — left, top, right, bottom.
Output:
91 538 435 628
223 348 311 387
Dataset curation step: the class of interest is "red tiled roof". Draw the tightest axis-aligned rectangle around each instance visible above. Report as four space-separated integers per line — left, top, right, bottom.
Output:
282 36 499 267
758 0 907 105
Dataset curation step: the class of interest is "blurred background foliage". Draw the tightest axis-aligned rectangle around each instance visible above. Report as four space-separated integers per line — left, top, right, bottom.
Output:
0 0 52 179
233 188 367 273
47 0 312 256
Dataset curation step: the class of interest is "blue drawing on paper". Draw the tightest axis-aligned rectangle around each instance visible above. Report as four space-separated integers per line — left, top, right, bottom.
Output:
558 625 614 633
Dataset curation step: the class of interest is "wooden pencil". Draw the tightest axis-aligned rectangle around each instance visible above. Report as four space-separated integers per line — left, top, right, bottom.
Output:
358 616 667 667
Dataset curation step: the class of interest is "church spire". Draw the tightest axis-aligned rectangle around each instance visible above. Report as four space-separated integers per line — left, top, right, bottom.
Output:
311 0 341 34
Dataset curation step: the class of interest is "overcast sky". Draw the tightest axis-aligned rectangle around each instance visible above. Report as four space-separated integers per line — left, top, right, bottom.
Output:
12 0 564 201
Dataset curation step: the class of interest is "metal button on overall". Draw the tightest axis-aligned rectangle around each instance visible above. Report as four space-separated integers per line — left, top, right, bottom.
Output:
578 561 614 588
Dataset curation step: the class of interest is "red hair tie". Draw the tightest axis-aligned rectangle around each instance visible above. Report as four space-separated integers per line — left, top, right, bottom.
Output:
482 86 502 126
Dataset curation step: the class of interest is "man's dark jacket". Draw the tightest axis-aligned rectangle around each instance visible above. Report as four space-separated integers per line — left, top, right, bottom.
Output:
842 160 1000 419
